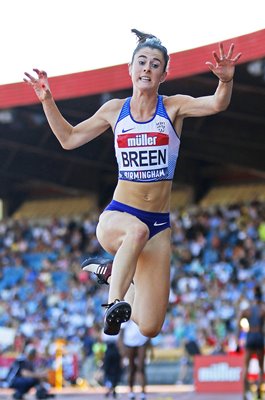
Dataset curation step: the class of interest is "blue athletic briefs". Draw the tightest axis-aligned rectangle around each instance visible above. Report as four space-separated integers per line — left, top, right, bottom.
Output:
105 200 170 239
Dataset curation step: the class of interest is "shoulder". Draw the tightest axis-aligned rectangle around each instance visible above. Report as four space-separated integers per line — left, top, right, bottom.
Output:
161 94 193 127
98 98 128 127
100 98 127 113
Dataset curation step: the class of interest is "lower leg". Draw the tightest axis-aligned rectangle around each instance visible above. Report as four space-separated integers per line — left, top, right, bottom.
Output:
257 354 264 398
82 258 135 307
243 354 250 395
128 365 136 390
102 274 135 308
127 351 136 396
108 231 148 304
257 353 264 386
137 347 147 393
129 229 171 337
95 214 149 305
124 283 135 307
137 371 146 395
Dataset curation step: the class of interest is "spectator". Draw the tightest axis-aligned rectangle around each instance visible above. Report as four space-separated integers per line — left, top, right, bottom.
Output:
7 345 54 399
103 335 122 398
238 285 265 400
119 320 151 400
1 200 265 381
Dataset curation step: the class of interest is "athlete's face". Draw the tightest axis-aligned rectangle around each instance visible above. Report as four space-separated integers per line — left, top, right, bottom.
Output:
129 47 167 90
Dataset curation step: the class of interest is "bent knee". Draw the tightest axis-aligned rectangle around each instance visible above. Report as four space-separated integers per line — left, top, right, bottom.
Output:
127 221 149 244
96 215 149 253
138 321 162 338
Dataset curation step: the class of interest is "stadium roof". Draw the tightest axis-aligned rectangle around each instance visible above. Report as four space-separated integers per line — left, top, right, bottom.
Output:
0 29 264 213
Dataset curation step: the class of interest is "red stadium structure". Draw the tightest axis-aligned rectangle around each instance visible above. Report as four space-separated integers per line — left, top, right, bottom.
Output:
0 28 264 214
0 29 264 109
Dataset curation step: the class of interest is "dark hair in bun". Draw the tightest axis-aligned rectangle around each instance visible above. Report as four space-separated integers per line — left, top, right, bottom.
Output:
131 29 169 72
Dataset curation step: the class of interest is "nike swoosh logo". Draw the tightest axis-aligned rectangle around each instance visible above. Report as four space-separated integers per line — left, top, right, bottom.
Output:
122 127 134 133
154 221 168 226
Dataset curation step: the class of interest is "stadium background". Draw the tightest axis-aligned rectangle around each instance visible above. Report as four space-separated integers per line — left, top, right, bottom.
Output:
0 28 265 398
0 29 264 216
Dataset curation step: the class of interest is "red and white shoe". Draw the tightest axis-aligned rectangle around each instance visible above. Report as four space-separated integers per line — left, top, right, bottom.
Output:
81 257 112 285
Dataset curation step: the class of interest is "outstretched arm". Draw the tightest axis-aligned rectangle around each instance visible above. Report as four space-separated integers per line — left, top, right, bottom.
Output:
24 69 111 150
175 42 242 117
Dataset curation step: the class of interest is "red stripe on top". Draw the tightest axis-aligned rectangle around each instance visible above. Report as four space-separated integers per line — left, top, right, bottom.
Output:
0 29 264 109
117 133 169 148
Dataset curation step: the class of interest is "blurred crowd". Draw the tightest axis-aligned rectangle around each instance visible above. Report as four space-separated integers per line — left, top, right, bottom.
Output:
0 200 265 382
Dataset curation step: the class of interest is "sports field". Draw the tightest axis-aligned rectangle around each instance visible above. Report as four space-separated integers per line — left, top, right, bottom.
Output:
0 385 247 400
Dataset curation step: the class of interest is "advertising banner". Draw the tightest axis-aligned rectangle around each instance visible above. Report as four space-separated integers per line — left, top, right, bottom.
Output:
194 354 244 393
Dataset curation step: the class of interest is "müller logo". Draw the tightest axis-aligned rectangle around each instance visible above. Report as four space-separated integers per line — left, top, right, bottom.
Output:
117 132 169 148
128 134 157 147
198 362 242 382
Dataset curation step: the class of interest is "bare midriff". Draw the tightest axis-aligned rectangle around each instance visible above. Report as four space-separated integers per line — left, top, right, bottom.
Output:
112 179 172 213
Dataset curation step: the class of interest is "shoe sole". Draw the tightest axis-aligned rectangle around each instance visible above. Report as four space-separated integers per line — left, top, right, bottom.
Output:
104 301 131 335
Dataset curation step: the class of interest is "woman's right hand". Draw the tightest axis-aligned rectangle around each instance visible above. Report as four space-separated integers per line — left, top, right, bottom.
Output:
24 69 52 102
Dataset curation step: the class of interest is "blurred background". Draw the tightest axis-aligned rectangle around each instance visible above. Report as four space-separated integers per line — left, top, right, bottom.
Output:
0 0 265 395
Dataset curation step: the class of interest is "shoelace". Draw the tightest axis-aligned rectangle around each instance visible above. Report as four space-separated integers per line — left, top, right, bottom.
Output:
101 299 120 309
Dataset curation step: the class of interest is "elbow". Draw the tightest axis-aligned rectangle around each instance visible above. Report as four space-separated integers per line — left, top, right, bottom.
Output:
59 127 76 150
214 102 230 113
214 95 231 113
60 141 73 150
59 136 76 150
219 105 229 113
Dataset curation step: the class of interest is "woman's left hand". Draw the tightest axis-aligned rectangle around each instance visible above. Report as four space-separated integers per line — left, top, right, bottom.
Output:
206 42 242 82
